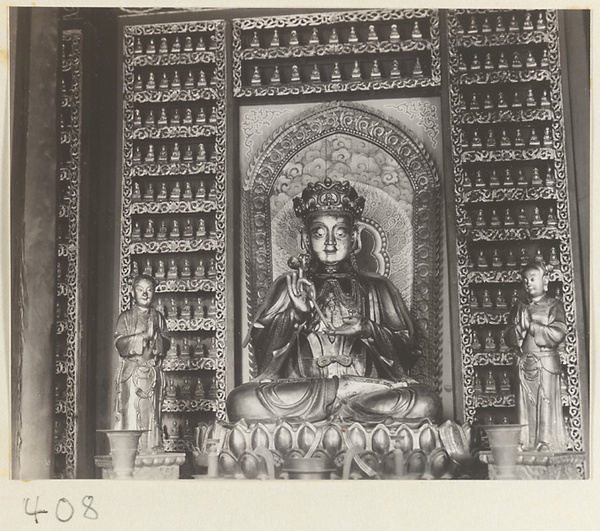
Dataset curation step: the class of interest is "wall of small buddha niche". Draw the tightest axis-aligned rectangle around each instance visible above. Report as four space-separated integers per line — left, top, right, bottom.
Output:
238 98 456 418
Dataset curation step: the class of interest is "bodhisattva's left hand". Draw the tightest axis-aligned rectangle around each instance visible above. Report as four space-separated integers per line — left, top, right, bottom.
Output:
329 316 371 337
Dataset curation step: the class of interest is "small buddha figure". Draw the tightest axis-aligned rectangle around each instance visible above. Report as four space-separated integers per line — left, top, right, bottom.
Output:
481 17 492 34
502 168 515 187
207 184 218 202
508 14 520 32
183 182 193 200
483 53 494 71
483 93 494 110
540 49 549 68
226 179 442 424
169 298 178 319
156 220 168 241
548 247 560 267
499 129 511 148
183 219 194 239
474 371 483 394
194 377 205 399
499 370 512 393
518 208 529 227
132 221 142 241
545 167 556 187
534 248 544 263
525 51 537 69
134 74 144 91
532 207 544 227
370 60 382 80
331 63 342 82
114 275 170 453
472 331 482 351
484 333 496 352
181 259 192 279
470 53 481 71
512 90 522 109
389 24 400 42
197 71 208 88
495 15 506 33
249 31 260 48
467 15 478 34
328 28 339 45
155 260 166 280
196 297 206 319
158 73 170 91
170 421 180 439
554 286 562 301
506 249 517 269
477 250 489 269
170 182 181 201
133 108 143 127
194 259 206 279
469 92 479 111
131 261 140 278
144 219 155 239
184 36 193 52
490 210 502 228
269 29 280 48
540 90 551 107
485 128 496 148
288 29 299 46
171 143 181 162
475 209 486 228
505 261 570 451
166 378 177 397
181 298 192 318
158 145 168 162
412 58 423 78
491 248 503 268
537 12 547 31
484 369 497 394
470 290 479 309
206 300 218 319
146 72 156 91
250 66 261 86
157 182 168 201
498 333 509 352
167 259 179 280
183 144 194 162
169 220 180 239
145 145 156 165
516 169 528 187
458 54 467 73
158 37 168 54
471 129 482 148
514 129 525 147
348 25 359 44
197 144 207 162
481 289 493 309
496 289 508 309
184 71 195 89
172 37 181 53
181 377 192 399
520 248 530 267
367 24 378 42
389 60 401 78
504 208 515 227
489 169 501 187
531 167 543 186
474 170 486 188
207 258 217 279
196 107 207 124
206 376 218 399
197 218 207 238
133 146 143 164
498 53 509 71
183 108 194 125
183 420 193 441
180 337 190 359
542 127 552 146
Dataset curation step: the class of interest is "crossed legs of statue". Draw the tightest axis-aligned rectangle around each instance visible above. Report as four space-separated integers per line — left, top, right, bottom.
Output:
226 376 442 424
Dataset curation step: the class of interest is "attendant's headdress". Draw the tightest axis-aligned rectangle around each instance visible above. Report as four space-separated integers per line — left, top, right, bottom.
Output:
293 178 365 221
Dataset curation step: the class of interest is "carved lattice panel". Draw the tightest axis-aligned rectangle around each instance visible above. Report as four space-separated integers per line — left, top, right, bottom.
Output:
53 28 82 479
232 9 440 97
120 19 228 450
447 9 584 451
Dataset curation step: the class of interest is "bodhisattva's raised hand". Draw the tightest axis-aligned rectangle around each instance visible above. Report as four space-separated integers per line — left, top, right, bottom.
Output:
286 269 314 315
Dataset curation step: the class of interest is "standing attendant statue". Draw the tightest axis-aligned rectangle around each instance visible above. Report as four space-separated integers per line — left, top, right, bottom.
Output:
504 261 570 451
114 274 171 453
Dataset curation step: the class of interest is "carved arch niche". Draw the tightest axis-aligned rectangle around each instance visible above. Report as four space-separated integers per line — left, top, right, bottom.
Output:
243 101 442 389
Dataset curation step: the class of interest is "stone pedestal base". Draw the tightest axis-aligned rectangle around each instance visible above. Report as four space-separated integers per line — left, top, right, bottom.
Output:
95 452 186 480
479 451 585 479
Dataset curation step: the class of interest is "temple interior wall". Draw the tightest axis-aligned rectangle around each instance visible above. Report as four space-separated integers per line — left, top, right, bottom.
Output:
9 7 590 478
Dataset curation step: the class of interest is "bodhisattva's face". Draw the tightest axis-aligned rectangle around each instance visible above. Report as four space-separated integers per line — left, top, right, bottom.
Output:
134 279 155 308
523 268 547 299
305 213 356 266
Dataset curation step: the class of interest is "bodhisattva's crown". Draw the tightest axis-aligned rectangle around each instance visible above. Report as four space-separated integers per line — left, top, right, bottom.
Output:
293 178 365 221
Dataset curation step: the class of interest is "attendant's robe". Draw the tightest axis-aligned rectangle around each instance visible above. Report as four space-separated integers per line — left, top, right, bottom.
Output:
505 294 570 451
114 305 170 452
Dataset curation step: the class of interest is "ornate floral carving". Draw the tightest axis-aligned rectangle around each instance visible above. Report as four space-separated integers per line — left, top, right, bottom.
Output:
384 101 440 148
241 108 293 164
244 101 442 390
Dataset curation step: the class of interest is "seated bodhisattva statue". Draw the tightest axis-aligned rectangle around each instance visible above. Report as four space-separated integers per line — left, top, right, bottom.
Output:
227 179 441 424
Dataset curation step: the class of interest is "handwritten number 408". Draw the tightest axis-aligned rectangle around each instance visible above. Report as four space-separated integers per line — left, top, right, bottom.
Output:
24 496 98 523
